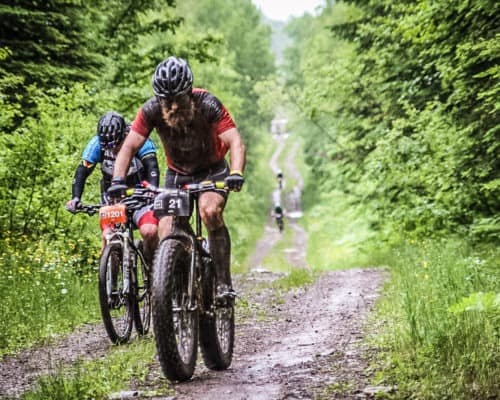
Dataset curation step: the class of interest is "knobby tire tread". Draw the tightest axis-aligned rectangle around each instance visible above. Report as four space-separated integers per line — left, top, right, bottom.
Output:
199 259 235 370
152 238 198 382
98 244 133 345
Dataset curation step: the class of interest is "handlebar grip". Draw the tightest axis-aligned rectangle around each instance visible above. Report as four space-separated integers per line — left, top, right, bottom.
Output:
215 181 226 190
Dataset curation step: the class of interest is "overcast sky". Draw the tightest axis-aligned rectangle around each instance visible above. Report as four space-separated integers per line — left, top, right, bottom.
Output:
251 0 324 21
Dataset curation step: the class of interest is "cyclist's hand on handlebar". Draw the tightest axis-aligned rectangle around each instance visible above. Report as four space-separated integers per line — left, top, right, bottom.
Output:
225 170 245 191
65 197 81 213
107 177 128 202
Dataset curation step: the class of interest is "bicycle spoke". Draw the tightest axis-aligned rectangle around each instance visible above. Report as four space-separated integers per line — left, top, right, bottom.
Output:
99 245 133 344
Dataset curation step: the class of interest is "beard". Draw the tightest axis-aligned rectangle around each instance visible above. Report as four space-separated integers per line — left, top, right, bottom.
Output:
161 97 195 131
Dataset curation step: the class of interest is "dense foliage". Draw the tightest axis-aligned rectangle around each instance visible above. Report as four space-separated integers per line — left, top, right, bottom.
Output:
285 0 499 241
0 0 276 354
0 0 101 127
284 2 499 398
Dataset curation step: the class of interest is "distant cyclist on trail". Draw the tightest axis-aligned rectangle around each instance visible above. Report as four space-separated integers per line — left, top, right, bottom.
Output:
271 189 284 232
66 111 160 264
108 56 246 302
276 170 284 190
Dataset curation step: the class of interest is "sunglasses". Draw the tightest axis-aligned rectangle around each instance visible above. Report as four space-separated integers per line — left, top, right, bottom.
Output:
158 92 192 105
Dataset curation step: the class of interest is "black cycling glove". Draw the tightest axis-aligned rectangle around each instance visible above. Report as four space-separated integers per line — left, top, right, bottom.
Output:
65 197 81 213
225 170 245 191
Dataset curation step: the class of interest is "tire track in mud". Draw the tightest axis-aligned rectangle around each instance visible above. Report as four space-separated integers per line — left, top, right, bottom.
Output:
171 268 385 400
167 131 387 399
0 129 387 400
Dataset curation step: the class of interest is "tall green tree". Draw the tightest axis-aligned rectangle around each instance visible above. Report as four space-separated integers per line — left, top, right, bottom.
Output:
86 0 184 111
0 0 102 126
176 0 276 131
285 0 499 239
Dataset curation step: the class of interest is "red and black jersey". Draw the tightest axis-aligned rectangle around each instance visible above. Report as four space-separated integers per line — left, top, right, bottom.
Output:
131 88 236 175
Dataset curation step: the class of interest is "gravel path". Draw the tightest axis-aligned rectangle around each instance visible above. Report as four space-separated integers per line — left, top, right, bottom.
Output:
0 129 386 400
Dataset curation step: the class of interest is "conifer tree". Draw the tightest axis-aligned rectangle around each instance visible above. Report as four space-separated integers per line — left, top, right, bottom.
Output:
0 0 101 124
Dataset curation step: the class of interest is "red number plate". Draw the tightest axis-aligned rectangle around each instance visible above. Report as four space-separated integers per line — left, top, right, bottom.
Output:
99 204 126 228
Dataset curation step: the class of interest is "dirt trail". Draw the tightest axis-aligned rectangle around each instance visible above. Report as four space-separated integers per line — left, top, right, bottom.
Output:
171 268 385 400
0 128 386 400
168 132 385 400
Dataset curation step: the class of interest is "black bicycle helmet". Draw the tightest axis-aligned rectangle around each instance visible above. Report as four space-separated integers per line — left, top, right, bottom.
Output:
97 111 127 149
152 56 193 98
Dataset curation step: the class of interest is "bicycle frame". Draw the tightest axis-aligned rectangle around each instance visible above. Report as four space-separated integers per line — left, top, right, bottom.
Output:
168 198 205 312
100 204 130 293
102 193 155 292
152 182 223 311
149 180 236 381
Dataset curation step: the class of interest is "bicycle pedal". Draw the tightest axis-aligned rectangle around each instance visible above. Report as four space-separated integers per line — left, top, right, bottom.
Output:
108 296 120 309
215 289 237 307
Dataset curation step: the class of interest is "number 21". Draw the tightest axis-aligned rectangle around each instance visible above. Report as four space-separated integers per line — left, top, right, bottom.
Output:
169 198 181 209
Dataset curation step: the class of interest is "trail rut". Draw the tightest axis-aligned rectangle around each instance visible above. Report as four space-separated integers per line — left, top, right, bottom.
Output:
0 129 386 400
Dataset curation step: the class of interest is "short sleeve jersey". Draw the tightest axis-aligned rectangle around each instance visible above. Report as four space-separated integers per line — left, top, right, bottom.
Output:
82 135 156 185
131 88 236 175
82 136 156 164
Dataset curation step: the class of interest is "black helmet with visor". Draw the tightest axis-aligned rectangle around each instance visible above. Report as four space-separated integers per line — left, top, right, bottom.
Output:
152 56 193 98
97 111 127 149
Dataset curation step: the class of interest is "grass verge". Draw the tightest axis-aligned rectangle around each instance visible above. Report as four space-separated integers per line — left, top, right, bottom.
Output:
303 190 376 271
301 186 499 399
22 338 173 400
0 234 101 357
368 238 499 400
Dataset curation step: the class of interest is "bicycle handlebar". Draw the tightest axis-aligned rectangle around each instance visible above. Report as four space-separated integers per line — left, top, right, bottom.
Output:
67 181 231 216
136 180 228 195
71 204 101 216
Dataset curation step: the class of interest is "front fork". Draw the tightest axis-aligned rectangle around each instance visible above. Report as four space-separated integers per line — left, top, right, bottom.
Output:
169 216 204 312
105 230 131 296
187 235 199 311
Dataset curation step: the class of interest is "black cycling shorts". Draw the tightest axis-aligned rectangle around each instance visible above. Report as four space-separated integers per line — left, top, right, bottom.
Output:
164 160 229 199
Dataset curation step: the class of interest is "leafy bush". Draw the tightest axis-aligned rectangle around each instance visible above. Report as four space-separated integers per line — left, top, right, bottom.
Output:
284 0 499 242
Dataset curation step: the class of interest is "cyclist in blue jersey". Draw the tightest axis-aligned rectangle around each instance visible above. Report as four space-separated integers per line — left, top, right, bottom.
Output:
66 111 160 263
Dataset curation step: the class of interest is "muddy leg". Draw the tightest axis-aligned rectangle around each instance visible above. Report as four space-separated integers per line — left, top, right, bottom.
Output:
208 225 232 289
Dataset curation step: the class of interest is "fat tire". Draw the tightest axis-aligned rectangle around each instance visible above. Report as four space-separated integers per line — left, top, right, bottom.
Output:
152 238 198 381
98 244 133 344
199 258 234 370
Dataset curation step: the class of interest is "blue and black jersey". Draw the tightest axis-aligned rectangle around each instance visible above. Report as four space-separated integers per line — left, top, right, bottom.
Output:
82 135 156 166
71 135 159 201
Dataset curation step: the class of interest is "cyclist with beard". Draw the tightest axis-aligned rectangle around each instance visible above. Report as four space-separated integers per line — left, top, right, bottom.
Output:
108 56 246 301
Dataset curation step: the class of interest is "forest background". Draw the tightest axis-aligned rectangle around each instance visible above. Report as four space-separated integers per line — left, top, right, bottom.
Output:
0 0 498 399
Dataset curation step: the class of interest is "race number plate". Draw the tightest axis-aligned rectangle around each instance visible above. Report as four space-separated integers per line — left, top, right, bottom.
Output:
99 204 127 229
153 189 191 217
